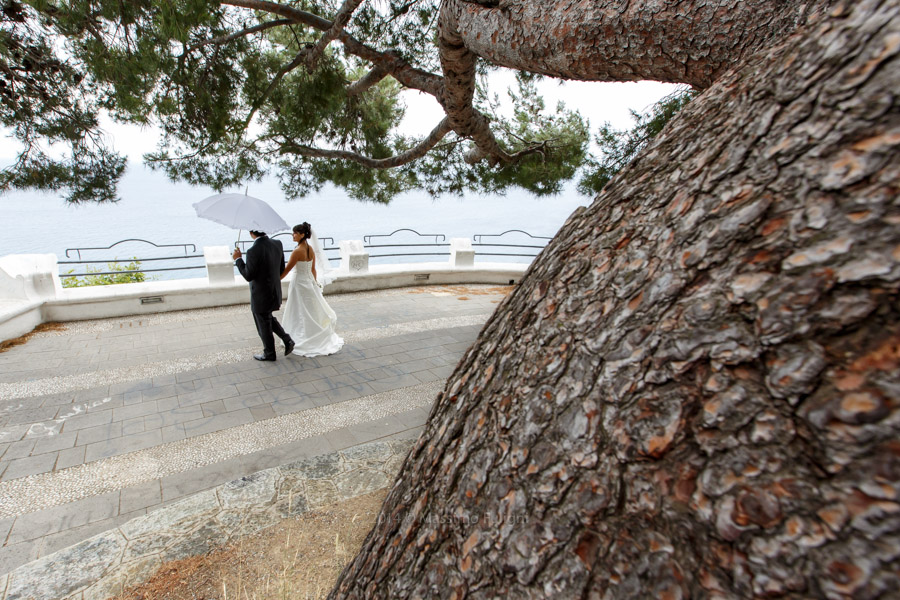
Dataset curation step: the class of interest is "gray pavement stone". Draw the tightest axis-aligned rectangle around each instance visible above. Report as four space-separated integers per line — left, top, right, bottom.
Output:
3 407 59 427
112 401 158 423
60 411 113 433
324 383 377 404
107 380 153 396
325 427 362 451
0 517 13 545
233 379 266 395
6 491 120 546
123 390 144 406
159 424 186 444
0 539 41 580
412 369 444 384
119 480 162 515
222 393 266 412
154 396 181 413
54 446 86 471
430 365 457 378
139 384 178 402
200 400 228 418
347 415 408 444
142 406 204 430
120 417 146 437
75 422 123 447
159 456 245 503
269 395 318 417
84 429 163 463
181 409 254 438
1 454 57 482
291 365 338 384
150 374 178 387
368 373 427 394
249 405 276 422
0 441 33 462
30 432 77 456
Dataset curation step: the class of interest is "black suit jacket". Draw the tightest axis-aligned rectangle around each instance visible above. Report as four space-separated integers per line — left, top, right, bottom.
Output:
235 235 285 313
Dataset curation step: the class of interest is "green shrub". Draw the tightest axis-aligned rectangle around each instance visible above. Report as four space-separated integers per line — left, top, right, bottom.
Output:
61 258 151 288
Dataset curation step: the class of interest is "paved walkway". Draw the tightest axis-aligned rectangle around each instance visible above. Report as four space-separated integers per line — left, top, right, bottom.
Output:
0 284 509 578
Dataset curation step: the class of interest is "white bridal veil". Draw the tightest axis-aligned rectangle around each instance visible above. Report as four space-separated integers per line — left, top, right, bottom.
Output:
309 228 336 286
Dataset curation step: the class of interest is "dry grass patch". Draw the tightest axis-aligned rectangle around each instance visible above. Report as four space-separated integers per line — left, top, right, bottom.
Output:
0 322 66 353
112 489 387 600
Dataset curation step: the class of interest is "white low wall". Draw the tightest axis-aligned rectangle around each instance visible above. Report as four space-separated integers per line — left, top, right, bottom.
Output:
0 246 528 343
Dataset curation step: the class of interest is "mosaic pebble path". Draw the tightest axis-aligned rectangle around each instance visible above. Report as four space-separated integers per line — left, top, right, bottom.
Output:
0 284 509 594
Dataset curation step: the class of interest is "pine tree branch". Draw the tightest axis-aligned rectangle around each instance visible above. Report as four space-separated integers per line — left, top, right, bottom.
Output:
282 117 452 168
182 19 292 54
221 0 443 97
304 0 366 71
238 50 307 133
346 66 387 96
439 1 513 167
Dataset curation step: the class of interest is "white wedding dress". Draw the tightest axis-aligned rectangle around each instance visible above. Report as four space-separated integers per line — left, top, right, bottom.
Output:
281 260 344 357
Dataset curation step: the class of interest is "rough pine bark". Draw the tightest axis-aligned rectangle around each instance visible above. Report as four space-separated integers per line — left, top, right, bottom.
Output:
446 0 823 89
332 0 900 597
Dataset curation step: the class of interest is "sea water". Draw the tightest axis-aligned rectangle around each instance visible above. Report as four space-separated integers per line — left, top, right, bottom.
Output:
1 162 592 280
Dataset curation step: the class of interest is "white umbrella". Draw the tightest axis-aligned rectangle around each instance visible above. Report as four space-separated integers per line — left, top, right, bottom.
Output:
193 192 290 246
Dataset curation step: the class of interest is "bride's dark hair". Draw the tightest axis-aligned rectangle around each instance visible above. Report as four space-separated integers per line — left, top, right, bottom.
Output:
293 222 311 240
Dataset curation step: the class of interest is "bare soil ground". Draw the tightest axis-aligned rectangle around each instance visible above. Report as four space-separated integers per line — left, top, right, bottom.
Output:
111 489 388 600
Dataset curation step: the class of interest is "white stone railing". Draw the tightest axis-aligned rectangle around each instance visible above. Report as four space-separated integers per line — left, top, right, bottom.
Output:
0 241 527 343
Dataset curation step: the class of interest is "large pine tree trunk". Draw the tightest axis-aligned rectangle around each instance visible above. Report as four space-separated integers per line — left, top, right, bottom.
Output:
333 0 900 597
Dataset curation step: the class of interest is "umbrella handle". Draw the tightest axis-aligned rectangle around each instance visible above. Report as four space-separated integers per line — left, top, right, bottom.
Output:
236 229 241 250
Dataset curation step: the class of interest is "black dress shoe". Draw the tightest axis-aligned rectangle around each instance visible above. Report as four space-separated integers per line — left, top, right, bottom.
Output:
253 354 276 362
284 340 295 356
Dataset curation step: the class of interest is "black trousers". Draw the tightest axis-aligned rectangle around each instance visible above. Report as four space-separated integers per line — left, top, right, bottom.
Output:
253 311 291 358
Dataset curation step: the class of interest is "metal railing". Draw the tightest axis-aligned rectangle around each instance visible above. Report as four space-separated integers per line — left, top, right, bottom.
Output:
472 230 552 259
59 239 205 278
362 229 450 260
57 230 553 278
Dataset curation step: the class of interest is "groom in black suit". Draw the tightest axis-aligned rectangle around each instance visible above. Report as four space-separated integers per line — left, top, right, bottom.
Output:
233 230 295 361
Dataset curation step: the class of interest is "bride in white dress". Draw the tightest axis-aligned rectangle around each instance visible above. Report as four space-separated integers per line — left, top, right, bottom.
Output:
280 222 344 357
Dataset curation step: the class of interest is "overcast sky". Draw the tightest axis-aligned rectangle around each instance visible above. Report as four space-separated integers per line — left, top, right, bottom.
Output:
2 72 679 163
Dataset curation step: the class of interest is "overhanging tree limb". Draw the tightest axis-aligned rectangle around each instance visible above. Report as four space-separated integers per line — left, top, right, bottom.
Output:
303 0 366 71
451 0 822 89
182 19 293 54
281 117 453 168
346 65 387 96
438 0 514 166
221 0 443 97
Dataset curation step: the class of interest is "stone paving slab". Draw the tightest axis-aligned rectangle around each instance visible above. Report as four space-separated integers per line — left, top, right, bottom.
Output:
0 284 509 586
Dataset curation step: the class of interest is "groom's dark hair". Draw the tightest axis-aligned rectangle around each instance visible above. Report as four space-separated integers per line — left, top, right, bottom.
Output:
249 230 265 236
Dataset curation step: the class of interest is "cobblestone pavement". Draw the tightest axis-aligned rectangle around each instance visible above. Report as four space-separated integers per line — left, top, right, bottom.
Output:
0 284 510 579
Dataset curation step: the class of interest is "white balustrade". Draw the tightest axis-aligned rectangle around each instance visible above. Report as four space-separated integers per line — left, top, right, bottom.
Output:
449 238 475 268
203 245 236 285
0 254 61 301
339 240 369 274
